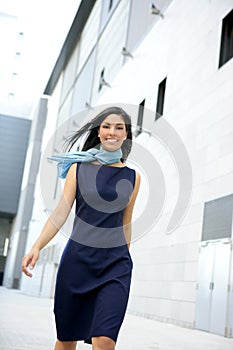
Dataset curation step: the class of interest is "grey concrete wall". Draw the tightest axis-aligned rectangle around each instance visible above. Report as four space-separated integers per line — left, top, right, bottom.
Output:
0 115 31 215
3 98 48 289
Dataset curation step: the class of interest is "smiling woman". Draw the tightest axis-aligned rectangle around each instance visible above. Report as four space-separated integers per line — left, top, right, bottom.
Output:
21 106 141 350
98 115 127 153
64 106 133 164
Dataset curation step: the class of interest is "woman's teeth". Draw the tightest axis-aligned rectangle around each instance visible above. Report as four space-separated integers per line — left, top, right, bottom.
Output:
106 139 118 143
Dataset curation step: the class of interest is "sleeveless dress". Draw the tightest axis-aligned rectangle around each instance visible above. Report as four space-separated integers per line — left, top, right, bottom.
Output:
54 162 136 344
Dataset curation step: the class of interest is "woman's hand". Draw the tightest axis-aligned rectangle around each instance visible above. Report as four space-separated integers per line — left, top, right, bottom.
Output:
21 247 40 278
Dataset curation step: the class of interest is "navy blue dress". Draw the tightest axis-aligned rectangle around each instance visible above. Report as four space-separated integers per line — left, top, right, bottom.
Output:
54 162 135 344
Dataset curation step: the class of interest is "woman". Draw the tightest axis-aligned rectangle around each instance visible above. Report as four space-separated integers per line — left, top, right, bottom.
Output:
22 106 141 350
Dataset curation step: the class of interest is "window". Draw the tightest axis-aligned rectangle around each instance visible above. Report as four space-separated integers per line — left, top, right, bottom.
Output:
98 68 105 92
108 0 113 11
201 194 233 241
155 77 166 120
12 72 17 80
98 68 111 92
15 52 21 61
8 93 15 101
18 32 24 40
219 9 233 68
134 99 145 137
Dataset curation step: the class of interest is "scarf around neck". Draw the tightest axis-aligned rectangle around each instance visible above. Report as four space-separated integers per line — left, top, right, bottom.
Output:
48 145 123 179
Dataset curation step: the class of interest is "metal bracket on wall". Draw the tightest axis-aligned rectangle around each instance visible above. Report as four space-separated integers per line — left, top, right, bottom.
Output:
209 282 214 290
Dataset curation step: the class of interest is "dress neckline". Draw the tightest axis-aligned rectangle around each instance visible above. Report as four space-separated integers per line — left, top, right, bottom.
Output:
88 162 126 169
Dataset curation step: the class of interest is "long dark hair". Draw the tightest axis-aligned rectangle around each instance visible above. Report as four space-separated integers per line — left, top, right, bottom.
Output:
64 106 132 163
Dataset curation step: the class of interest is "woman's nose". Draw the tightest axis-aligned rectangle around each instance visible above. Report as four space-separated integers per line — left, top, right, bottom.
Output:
109 127 116 135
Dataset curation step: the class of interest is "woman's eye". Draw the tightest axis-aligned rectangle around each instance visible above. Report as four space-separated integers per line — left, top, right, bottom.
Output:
101 125 124 130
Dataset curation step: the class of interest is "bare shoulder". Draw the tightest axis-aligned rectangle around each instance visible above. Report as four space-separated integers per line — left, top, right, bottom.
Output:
69 162 77 173
135 171 141 181
129 170 140 200
134 171 141 190
64 163 77 185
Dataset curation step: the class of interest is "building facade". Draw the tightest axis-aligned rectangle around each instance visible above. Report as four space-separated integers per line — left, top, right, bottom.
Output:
6 0 233 338
0 114 31 286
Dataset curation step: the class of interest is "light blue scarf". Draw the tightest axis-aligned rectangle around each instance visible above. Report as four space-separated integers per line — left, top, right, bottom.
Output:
48 145 123 179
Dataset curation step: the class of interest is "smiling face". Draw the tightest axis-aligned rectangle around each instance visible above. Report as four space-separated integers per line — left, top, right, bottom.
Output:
98 114 128 151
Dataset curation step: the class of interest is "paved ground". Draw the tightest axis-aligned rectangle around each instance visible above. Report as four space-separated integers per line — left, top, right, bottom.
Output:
0 286 233 350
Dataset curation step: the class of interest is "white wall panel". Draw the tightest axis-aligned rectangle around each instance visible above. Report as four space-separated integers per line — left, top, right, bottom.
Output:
53 90 73 154
71 49 96 117
57 91 72 128
91 0 130 105
60 43 80 104
126 0 172 52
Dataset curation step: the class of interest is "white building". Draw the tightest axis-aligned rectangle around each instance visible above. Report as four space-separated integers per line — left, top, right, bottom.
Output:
5 0 233 338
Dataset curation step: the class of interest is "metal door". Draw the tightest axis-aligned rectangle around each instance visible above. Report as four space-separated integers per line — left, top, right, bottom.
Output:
195 240 232 336
210 241 231 335
195 242 215 331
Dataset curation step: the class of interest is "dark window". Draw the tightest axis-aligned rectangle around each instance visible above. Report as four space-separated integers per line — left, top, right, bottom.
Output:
219 9 233 68
99 0 120 33
98 68 105 91
202 194 233 241
135 99 145 137
155 77 166 120
18 32 24 40
108 0 113 11
15 52 21 60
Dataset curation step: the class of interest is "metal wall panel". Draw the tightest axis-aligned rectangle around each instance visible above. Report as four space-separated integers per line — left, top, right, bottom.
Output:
71 49 96 117
99 0 120 34
53 90 73 154
77 0 101 76
202 194 233 241
58 90 73 129
125 0 173 52
91 0 130 105
60 43 80 105
0 115 31 215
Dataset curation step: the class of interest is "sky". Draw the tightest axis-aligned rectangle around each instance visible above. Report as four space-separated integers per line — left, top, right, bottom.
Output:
0 0 81 118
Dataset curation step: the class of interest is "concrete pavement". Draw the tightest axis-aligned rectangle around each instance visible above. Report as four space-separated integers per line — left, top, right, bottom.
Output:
0 286 232 350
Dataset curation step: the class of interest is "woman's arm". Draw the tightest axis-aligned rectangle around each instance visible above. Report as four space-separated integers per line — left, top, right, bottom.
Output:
123 171 141 249
21 163 77 277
